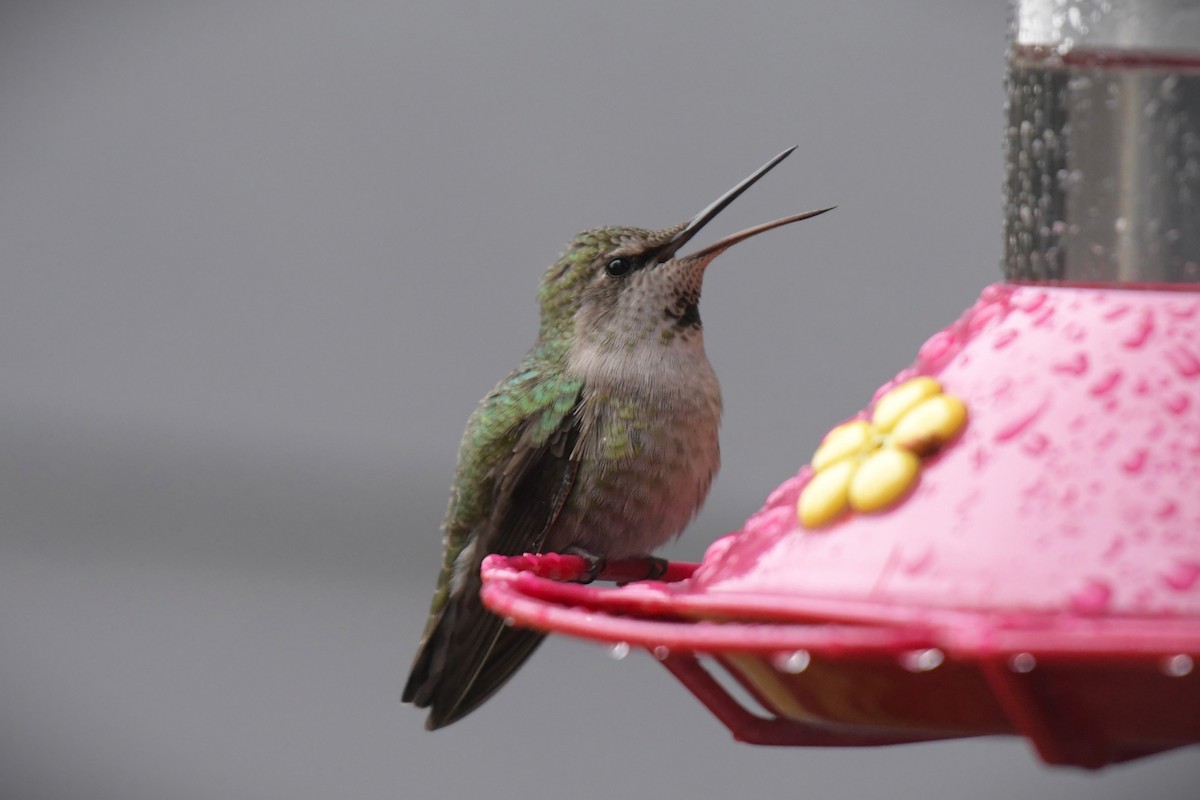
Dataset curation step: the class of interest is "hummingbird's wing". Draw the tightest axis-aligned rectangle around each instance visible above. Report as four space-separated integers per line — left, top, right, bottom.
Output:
404 375 584 729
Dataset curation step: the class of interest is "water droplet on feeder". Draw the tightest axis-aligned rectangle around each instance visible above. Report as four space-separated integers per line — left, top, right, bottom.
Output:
993 329 1020 350
1162 561 1200 592
1021 432 1050 456
1121 449 1149 475
774 650 812 674
1162 654 1194 677
652 645 670 661
1154 500 1179 521
608 642 631 661
1121 310 1155 349
901 648 945 672
1089 369 1122 396
1164 394 1191 416
1009 652 1038 673
1166 346 1200 378
1069 579 1113 615
1052 352 1089 376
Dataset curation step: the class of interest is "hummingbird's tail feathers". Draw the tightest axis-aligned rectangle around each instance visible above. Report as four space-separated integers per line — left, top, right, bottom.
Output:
426 624 546 730
403 571 547 730
403 577 466 708
401 613 447 707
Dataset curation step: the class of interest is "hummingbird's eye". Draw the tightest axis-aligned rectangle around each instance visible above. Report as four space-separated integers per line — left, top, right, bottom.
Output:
605 257 633 277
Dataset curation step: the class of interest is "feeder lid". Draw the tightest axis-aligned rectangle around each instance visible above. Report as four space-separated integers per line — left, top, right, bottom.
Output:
690 283 1200 624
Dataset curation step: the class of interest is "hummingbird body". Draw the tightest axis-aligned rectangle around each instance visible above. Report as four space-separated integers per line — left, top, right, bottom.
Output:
404 148 830 729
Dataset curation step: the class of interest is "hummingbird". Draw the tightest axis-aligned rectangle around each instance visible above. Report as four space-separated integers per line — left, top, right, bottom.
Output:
403 146 831 729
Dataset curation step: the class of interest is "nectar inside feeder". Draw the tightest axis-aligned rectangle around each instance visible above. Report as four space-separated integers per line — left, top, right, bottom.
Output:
482 0 1200 769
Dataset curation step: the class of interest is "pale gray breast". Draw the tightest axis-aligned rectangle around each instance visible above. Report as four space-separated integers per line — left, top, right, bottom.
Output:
551 347 722 557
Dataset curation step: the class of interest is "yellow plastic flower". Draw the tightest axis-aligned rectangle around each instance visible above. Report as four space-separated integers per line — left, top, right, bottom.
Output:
798 377 967 528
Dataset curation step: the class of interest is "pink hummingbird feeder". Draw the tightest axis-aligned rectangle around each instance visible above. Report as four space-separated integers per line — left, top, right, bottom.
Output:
482 0 1200 769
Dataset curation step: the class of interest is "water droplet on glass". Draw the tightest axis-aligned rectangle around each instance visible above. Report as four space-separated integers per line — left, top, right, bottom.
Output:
774 650 811 674
901 648 945 672
1009 652 1038 673
502 616 516 627
1162 654 1194 677
608 642 631 660
1160 75 1180 102
652 645 670 661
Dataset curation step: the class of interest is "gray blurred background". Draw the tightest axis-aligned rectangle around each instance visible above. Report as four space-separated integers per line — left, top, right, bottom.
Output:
2 1 1197 798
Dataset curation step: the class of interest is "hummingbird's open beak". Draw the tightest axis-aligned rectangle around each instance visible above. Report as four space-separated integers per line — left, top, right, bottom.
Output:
655 145 833 263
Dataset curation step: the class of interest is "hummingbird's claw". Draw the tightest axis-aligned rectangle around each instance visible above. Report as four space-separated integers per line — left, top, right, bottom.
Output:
613 555 670 585
565 547 606 584
640 556 670 582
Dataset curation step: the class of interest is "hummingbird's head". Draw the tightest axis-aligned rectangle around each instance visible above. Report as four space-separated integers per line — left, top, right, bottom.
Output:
536 147 832 359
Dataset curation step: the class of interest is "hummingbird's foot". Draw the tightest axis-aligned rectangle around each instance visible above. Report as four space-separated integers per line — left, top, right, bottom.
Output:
637 556 670 582
610 555 669 585
562 550 670 584
564 547 606 584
